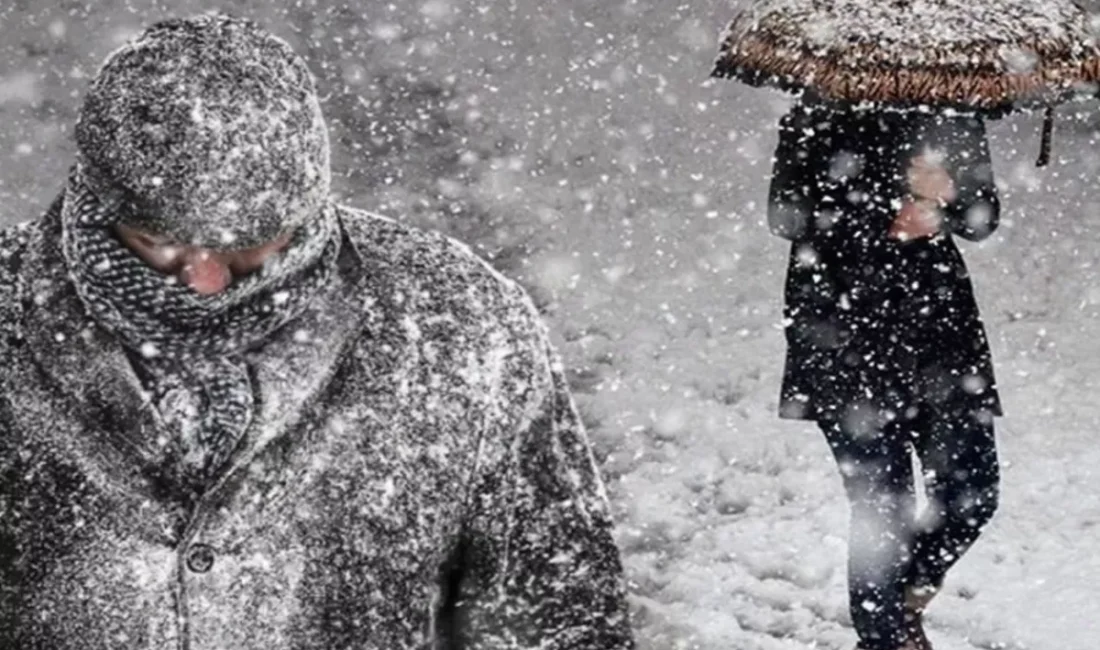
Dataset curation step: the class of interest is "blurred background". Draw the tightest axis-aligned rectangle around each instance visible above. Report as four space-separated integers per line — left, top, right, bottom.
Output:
2 1 1098 648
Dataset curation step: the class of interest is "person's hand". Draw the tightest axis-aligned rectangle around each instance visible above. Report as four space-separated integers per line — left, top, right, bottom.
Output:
889 198 943 242
907 154 957 204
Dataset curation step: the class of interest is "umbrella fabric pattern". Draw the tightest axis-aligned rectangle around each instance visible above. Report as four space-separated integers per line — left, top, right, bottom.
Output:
712 0 1100 112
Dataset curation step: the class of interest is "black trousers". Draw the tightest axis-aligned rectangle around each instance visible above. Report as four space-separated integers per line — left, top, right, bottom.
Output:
818 405 999 650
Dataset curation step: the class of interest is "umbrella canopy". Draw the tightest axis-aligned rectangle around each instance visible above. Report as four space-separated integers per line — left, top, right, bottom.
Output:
712 0 1100 111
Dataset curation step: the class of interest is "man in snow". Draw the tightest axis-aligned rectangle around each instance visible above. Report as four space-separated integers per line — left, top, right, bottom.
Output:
0 13 634 649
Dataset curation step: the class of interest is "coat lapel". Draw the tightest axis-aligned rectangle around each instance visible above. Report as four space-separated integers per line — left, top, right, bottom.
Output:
10 202 190 548
20 201 167 478
197 247 376 503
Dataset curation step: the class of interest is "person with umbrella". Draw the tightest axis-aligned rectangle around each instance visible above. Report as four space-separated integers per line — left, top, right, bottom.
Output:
712 2 1100 649
770 96 1001 650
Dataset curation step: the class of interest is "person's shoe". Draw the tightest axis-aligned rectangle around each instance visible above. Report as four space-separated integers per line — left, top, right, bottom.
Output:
902 622 932 650
902 585 938 650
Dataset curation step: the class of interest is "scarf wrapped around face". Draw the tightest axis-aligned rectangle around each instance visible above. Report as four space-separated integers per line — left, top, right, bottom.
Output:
60 163 341 493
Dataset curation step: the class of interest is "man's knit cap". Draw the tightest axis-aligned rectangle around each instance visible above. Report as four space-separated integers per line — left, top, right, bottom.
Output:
74 13 330 249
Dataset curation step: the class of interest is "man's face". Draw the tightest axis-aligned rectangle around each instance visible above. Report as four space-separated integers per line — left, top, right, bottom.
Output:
114 224 293 295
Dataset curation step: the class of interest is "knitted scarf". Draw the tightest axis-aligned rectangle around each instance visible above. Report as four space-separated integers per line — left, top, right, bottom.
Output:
60 164 341 494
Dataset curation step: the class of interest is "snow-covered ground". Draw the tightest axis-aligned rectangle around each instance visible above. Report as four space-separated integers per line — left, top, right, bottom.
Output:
2 1 1098 648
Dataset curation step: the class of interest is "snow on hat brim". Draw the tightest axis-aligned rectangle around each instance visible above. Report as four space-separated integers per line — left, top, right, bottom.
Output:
74 13 330 250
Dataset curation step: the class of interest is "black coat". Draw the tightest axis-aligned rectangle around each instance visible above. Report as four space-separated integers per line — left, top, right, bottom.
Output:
768 101 1003 424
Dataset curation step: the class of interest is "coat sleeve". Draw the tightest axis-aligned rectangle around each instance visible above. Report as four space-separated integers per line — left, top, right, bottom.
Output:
447 328 634 649
920 114 1000 242
767 104 852 242
767 107 820 241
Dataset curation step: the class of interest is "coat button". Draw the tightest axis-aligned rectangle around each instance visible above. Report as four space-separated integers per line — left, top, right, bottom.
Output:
185 543 216 574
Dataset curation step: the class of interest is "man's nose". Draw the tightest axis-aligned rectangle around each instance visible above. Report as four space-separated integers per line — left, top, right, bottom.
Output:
179 249 233 295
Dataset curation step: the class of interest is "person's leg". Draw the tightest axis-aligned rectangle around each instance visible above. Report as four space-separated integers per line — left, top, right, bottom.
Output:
906 405 1000 594
819 416 917 650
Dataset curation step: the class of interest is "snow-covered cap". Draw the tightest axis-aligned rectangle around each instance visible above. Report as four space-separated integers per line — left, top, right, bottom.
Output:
74 13 330 249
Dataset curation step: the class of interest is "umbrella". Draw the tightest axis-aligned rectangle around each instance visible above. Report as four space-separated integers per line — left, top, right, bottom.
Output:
711 0 1100 165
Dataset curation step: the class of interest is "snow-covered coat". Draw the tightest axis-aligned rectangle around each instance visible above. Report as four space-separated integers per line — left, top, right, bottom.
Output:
0 196 634 649
768 100 1003 423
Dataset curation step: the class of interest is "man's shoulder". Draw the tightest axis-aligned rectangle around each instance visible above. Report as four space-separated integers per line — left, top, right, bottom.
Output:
339 206 504 277
337 207 561 422
337 205 539 325
0 218 42 330
0 218 38 260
